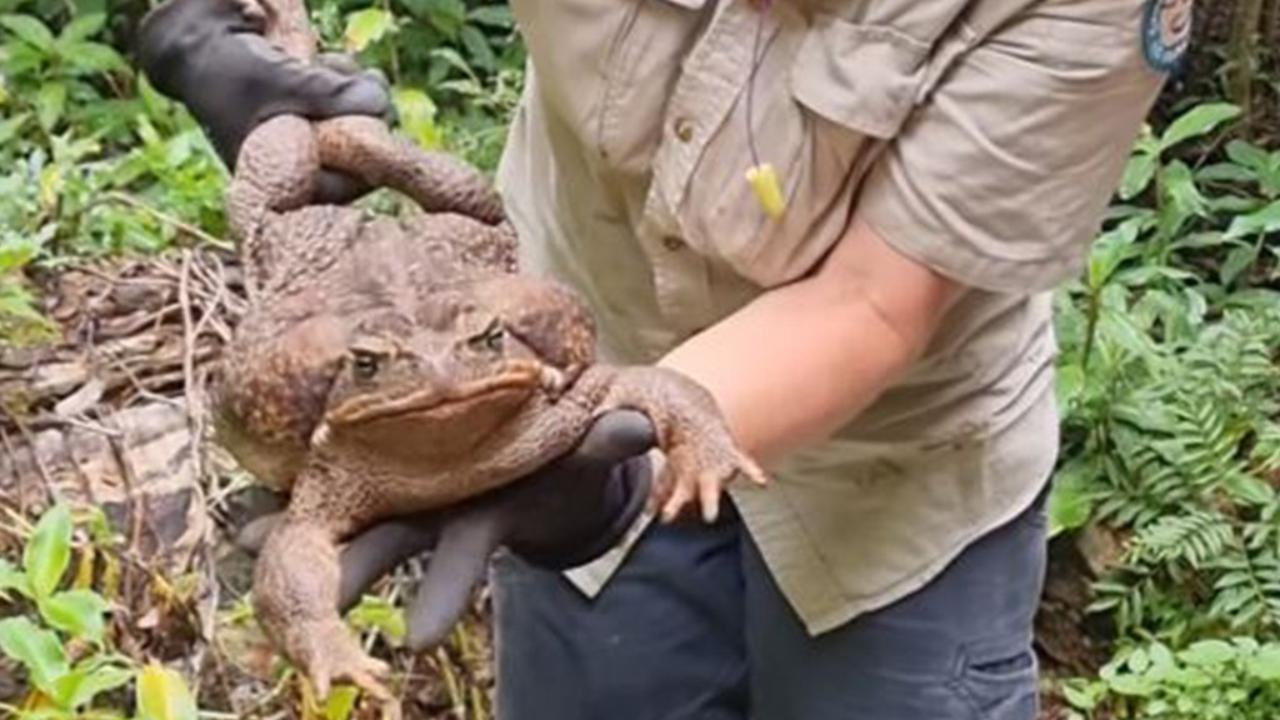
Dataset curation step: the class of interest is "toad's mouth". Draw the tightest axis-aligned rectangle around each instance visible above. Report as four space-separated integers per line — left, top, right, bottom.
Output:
326 363 564 425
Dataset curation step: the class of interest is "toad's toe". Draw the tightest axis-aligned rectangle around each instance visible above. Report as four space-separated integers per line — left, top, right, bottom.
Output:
289 619 390 702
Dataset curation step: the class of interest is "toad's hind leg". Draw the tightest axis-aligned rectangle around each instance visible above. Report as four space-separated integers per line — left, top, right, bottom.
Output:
315 116 506 225
227 114 319 260
252 464 390 702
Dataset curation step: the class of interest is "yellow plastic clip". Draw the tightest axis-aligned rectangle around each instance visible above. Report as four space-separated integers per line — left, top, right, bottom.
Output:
745 162 786 220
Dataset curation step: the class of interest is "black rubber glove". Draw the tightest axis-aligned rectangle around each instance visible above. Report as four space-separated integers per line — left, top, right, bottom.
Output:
233 410 655 651
134 0 391 203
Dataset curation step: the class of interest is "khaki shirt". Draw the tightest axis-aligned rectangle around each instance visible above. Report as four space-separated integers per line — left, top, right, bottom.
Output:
495 0 1169 634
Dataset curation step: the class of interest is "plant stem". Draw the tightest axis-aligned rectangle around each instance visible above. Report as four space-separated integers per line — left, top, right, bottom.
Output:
1230 0 1265 127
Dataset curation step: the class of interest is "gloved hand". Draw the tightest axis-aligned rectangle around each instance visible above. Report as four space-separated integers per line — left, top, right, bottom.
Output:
134 0 392 203
233 410 656 651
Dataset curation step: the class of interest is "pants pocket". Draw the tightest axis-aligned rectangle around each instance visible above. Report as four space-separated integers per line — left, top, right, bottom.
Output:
953 635 1040 720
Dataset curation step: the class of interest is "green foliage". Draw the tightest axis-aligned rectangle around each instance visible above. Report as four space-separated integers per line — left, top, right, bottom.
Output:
311 0 524 171
133 664 198 720
0 0 525 347
0 7 228 346
1061 638 1280 719
1050 96 1280 714
0 504 199 719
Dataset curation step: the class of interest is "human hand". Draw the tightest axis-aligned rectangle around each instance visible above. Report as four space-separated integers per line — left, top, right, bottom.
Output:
134 0 391 202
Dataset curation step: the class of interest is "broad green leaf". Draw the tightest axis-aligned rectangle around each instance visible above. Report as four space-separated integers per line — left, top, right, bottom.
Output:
1098 306 1155 360
1059 681 1101 711
423 0 466 36
346 595 406 643
1048 459 1098 537
392 87 442 149
1225 199 1280 238
35 82 67 130
0 237 39 273
1223 472 1274 506
0 617 69 694
72 0 107 15
57 12 104 42
1148 642 1176 673
1194 162 1256 184
1127 647 1150 673
39 589 108 643
1087 218 1141 289
1222 288 1280 312
429 46 473 77
0 111 28 145
50 663 132 709
1119 151 1157 200
1158 159 1207 220
1225 139 1269 171
0 14 55 50
136 663 198 720
468 5 513 28
1054 362 1085 409
459 24 496 71
1106 673 1153 697
1180 639 1236 667
0 557 32 599
1219 244 1259 286
324 685 360 720
1247 645 1280 681
1158 103 1241 150
24 503 72 599
1209 194 1265 214
58 41 126 73
343 8 396 52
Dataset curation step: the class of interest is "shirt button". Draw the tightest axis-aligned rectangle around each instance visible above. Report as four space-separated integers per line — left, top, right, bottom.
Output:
662 235 685 251
673 117 695 143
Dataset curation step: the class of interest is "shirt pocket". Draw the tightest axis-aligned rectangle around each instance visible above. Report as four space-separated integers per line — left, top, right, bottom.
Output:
511 0 709 177
672 12 976 290
791 16 951 140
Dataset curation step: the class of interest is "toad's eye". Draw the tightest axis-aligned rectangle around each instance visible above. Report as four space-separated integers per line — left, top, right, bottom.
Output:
471 319 505 353
351 349 382 380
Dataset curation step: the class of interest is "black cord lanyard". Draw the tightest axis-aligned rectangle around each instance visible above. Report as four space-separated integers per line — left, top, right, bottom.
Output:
744 0 786 219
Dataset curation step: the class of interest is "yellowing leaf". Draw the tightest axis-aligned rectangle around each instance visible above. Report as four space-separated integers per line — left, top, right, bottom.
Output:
347 595 406 644
135 663 198 720
39 165 62 212
324 686 359 720
392 87 441 150
343 8 396 52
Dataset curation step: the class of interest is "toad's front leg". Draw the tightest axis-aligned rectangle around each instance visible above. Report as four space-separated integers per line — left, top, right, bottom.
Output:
253 472 390 701
576 366 769 523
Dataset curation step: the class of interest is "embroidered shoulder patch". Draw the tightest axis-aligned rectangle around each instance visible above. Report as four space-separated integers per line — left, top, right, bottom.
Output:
1143 0 1194 73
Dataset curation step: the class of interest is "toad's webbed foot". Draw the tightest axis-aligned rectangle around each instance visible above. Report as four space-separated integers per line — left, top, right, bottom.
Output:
285 617 390 701
595 367 768 523
314 116 505 225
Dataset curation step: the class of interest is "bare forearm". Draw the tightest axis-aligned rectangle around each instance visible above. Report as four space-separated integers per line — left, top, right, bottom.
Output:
659 220 962 467
661 278 912 465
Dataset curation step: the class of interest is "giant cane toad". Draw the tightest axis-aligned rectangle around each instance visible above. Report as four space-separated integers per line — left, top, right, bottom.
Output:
209 0 768 703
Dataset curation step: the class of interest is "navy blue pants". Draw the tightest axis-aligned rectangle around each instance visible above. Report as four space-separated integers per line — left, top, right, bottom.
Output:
491 488 1048 720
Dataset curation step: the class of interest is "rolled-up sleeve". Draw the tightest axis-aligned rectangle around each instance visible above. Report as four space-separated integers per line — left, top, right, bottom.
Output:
857 2 1168 294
